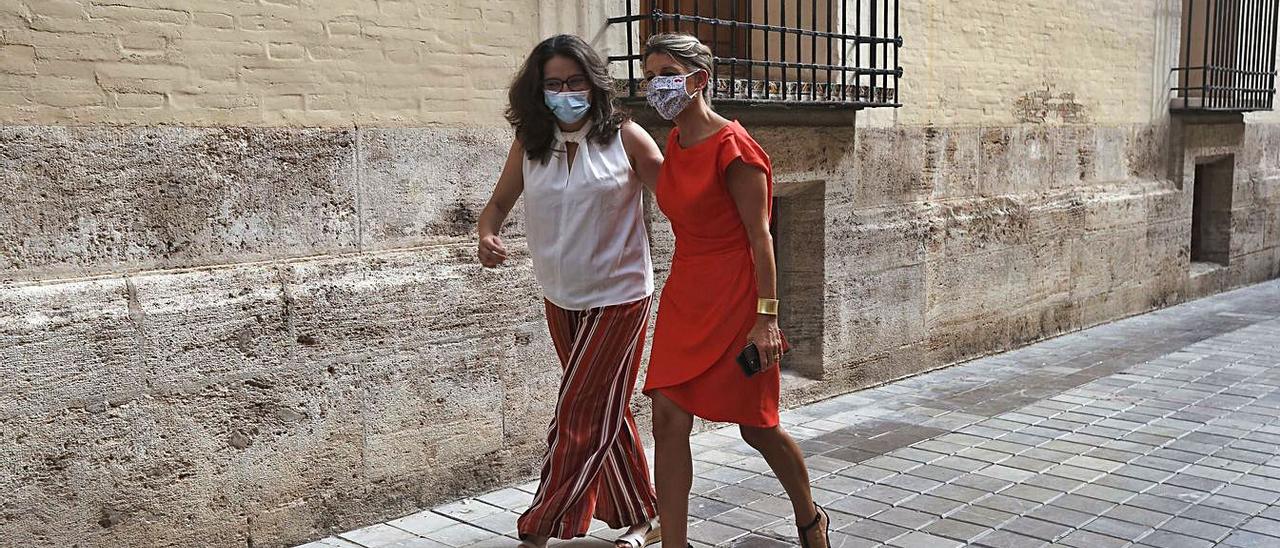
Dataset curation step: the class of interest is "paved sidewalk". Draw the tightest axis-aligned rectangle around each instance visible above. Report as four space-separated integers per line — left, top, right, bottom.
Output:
299 279 1280 548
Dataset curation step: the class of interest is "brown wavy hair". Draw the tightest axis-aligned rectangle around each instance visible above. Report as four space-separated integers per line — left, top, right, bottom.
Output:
505 34 625 164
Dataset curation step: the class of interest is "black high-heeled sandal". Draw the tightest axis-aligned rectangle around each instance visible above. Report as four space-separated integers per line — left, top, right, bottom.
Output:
797 503 830 548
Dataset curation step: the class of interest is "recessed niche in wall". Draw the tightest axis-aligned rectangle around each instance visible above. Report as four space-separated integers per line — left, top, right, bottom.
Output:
1190 155 1234 269
771 180 826 380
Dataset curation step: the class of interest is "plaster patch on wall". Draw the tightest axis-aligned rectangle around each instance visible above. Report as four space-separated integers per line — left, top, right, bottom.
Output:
1013 83 1089 124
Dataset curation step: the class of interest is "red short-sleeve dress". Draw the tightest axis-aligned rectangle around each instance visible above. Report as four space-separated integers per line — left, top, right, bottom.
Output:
644 121 781 428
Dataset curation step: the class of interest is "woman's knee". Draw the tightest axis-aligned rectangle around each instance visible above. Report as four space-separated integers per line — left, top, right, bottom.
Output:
739 424 782 449
651 394 693 441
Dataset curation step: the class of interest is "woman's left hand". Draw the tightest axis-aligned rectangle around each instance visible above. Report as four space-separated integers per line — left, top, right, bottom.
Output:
747 314 784 372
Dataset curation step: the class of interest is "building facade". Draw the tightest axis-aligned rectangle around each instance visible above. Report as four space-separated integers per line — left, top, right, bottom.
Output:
1 0 1278 546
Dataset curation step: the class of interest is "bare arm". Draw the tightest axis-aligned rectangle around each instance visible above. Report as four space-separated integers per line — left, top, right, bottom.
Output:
620 120 664 193
725 158 783 370
477 139 526 268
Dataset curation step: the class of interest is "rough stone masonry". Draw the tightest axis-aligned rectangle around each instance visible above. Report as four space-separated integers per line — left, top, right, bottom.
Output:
1 1 1279 547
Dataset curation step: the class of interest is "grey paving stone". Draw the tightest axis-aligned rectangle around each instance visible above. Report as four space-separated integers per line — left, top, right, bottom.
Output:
1174 504 1249 531
1200 493 1269 515
739 474 788 496
928 483 990 505
422 523 493 547
1056 528 1133 548
841 518 910 543
341 523 421 547
700 465 758 484
838 464 897 483
899 494 965 518
1135 530 1215 548
933 456 989 473
827 496 890 519
976 465 1036 484
1021 473 1083 493
854 484 916 506
1024 504 1095 528
881 474 942 494
951 474 1013 494
1000 484 1061 505
922 518 990 543
1220 530 1280 547
690 496 737 519
974 494 1040 516
464 510 522 536
745 495 797 518
999 456 1056 474
1045 464 1107 483
999 516 1072 542
886 531 963 548
688 519 750 545
891 447 947 465
861 455 920 473
1051 493 1117 515
1234 474 1280 493
870 507 935 531
914 440 966 456
1113 463 1175 483
1240 516 1280 537
810 473 868 496
1074 483 1138 504
825 530 881 548
727 534 793 548
948 505 1016 529
1220 484 1280 505
297 538 364 548
710 506 784 533
1083 515 1154 541
906 466 966 484
1063 455 1126 473
1162 515 1234 541
972 529 1049 548
388 511 458 537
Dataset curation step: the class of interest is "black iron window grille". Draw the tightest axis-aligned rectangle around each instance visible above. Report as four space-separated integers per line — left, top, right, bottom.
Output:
607 0 903 108
1173 0 1280 111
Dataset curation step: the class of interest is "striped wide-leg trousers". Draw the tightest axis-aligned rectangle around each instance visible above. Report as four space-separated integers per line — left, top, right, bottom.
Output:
517 297 659 540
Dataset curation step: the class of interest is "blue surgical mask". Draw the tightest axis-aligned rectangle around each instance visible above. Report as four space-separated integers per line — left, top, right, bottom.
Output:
544 90 591 124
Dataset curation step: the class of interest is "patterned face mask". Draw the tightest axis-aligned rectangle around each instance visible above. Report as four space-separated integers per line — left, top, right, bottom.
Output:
646 71 702 120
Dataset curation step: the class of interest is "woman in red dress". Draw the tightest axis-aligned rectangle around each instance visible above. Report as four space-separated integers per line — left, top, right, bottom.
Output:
641 34 830 548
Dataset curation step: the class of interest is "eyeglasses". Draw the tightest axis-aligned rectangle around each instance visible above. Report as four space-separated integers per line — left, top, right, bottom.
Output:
543 75 590 92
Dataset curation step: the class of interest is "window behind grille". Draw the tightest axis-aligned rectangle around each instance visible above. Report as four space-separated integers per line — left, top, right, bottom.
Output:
1173 0 1279 111
609 0 903 108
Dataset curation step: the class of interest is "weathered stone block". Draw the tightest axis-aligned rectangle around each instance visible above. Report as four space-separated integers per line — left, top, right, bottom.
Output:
0 126 359 282
850 127 932 207
359 127 518 249
824 263 927 363
925 127 982 200
979 126 1055 197
0 278 144 419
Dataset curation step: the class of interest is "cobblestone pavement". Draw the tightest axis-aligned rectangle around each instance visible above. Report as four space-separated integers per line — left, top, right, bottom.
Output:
299 279 1280 548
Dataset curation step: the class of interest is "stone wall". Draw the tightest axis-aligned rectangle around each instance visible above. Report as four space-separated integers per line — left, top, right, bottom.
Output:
3 0 1280 547
0 0 539 126
0 125 560 547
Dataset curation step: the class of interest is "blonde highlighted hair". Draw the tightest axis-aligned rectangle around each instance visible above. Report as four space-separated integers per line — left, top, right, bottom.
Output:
643 33 714 100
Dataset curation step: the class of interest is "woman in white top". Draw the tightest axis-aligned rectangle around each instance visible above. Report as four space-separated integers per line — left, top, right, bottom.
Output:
477 35 665 548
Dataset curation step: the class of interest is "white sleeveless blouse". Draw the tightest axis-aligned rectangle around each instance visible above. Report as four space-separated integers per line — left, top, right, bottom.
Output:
522 128 654 311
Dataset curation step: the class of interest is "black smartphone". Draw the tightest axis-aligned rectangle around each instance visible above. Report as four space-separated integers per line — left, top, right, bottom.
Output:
737 343 764 377
737 341 792 377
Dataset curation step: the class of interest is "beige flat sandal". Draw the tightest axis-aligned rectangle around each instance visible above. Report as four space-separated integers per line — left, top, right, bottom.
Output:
614 518 660 548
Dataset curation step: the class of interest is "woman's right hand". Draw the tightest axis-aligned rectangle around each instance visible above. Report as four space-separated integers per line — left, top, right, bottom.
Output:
478 234 508 268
